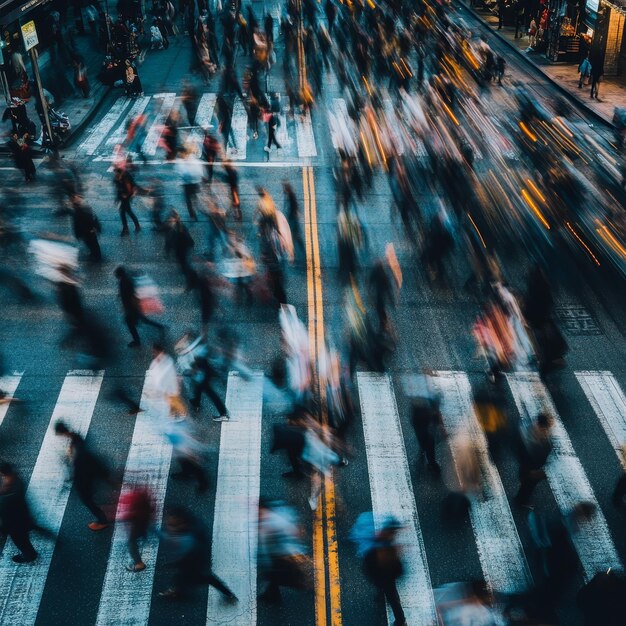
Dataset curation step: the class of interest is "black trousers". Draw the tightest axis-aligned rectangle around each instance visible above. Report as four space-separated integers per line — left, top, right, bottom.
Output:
119 198 140 231
191 378 227 415
183 183 198 220
176 456 209 490
174 565 233 596
125 311 164 344
9 527 37 560
75 482 107 523
82 232 101 260
380 581 405 623
267 125 281 149
516 468 546 504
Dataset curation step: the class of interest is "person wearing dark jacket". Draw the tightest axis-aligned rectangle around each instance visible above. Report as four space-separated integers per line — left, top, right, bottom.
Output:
514 413 553 506
411 399 441 474
113 167 141 236
0 463 37 563
165 211 197 290
68 194 102 261
114 265 165 347
362 519 407 626
54 421 111 530
159 507 238 601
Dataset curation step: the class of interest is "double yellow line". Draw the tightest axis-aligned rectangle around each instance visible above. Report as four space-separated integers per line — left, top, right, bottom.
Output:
303 166 342 626
296 5 341 623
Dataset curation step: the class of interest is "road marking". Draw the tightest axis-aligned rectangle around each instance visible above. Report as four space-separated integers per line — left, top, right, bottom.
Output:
433 371 532 594
0 373 23 427
575 371 626 469
99 159 313 168
507 372 622 580
142 92 177 156
206 371 264 625
296 111 317 158
304 165 342 626
188 92 217 149
106 95 151 147
0 370 104 626
357 372 437 624
226 98 248 161
95 373 173 626
78 99 130 155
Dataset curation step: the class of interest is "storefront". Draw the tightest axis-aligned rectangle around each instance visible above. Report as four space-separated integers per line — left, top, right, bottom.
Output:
587 0 626 75
545 0 588 61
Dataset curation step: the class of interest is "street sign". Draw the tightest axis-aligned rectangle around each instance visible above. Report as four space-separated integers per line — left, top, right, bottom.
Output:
21 20 38 51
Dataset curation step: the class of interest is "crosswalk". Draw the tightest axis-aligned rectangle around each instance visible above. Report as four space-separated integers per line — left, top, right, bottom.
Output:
1 367 625 624
76 92 320 163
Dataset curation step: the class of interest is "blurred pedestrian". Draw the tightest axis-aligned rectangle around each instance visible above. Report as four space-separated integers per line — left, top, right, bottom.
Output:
578 56 591 89
514 413 553 507
54 421 111 531
350 513 407 626
165 210 197 290
113 166 141 236
165 417 211 491
283 181 305 259
0 462 37 563
117 486 155 572
159 507 238 601
67 194 102 261
114 265 165 347
176 152 203 221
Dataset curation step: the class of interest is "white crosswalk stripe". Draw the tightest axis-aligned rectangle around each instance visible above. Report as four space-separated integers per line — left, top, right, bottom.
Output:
96 374 174 626
575 371 626 469
0 373 23 427
357 372 437 625
77 91 320 163
227 98 249 161
206 371 264 625
78 99 131 155
2 366 626 622
105 95 151 148
506 371 623 580
0 370 104 626
433 371 532 594
142 93 177 156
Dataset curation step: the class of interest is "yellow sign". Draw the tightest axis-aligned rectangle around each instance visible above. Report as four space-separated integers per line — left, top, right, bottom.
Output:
21 20 38 52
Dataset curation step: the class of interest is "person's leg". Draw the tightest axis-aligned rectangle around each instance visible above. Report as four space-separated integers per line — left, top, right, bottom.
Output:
127 201 141 230
125 313 141 344
128 529 143 565
184 185 197 220
10 528 37 560
85 233 102 260
383 581 406 624
119 200 130 232
204 570 236 597
205 380 228 415
76 484 108 524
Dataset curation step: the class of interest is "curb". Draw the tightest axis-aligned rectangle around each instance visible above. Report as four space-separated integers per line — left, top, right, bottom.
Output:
458 1 616 130
62 84 113 149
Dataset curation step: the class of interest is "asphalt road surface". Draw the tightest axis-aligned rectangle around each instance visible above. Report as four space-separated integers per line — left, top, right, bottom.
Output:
1 2 626 626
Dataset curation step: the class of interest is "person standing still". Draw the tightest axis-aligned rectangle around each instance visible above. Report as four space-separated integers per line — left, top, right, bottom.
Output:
590 60 603 99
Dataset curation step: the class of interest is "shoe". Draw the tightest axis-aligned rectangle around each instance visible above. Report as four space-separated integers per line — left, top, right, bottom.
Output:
12 554 36 564
253 132 258 139
339 458 349 467
88 522 109 531
393 620 407 626
128 340 140 348
224 593 238 604
135 224 141 233
263 146 270 152
308 495 318 511
126 562 146 572
121 228 129 237
213 414 230 422
127 407 144 416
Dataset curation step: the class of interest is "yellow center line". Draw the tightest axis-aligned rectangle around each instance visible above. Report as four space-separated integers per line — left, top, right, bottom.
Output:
304 165 342 626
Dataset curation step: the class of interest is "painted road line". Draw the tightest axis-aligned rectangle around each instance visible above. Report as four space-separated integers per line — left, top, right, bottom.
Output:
142 92 177 156
227 98 248 161
305 166 341 626
575 371 626 469
206 371 264 625
106 95 151 147
0 373 23 427
0 370 104 626
99 158 312 168
96 374 173 626
433 372 532 594
78 98 130 155
188 92 217 150
357 372 437 625
296 111 317 158
507 372 622 580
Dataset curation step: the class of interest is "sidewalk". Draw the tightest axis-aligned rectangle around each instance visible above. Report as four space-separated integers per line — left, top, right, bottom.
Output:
467 2 626 125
